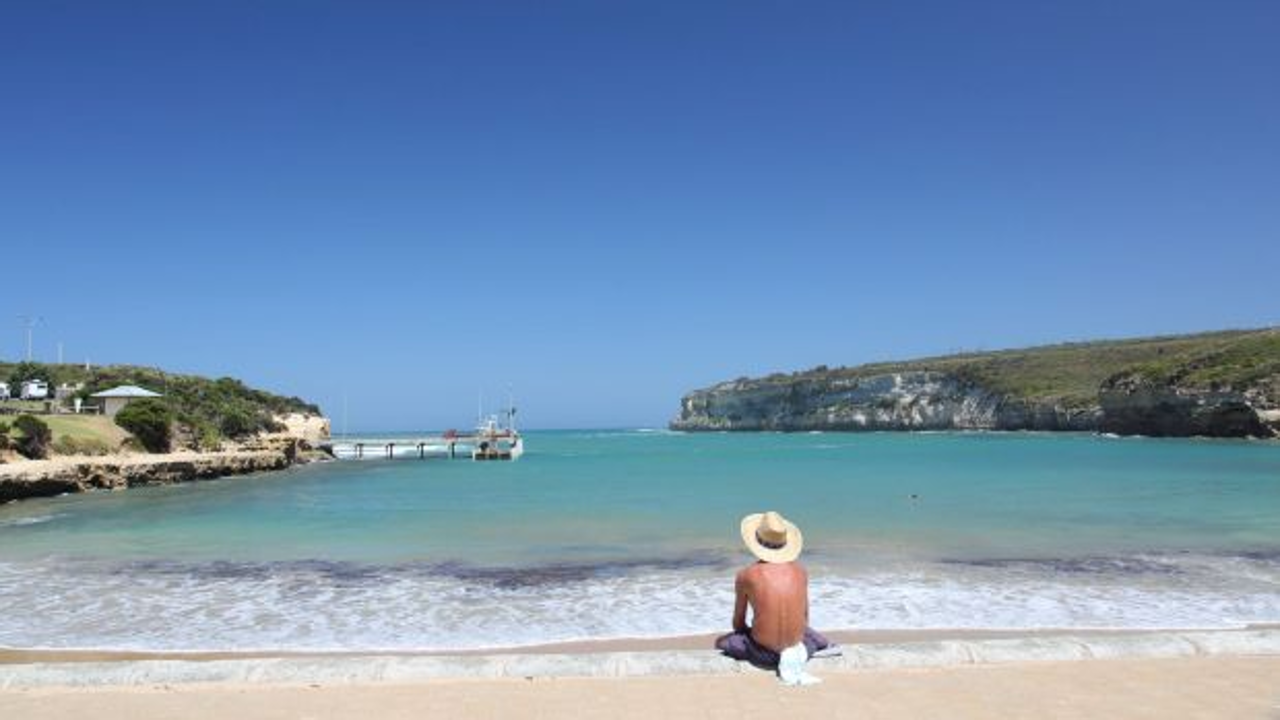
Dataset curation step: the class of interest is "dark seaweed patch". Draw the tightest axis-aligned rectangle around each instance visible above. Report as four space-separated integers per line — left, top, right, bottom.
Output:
107 552 733 590
940 556 1186 576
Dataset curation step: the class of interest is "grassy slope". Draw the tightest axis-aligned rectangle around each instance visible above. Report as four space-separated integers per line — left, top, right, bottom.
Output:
37 415 132 447
0 362 321 449
0 414 131 457
766 327 1280 407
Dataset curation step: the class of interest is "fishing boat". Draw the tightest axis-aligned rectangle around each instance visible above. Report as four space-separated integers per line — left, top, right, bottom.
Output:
472 405 523 461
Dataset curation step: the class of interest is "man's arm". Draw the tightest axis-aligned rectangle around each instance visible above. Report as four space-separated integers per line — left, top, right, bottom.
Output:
803 564 811 623
732 570 749 632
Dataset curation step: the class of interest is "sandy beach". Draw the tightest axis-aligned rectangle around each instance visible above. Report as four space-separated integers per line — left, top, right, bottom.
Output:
3 629 1279 718
1 655 1276 719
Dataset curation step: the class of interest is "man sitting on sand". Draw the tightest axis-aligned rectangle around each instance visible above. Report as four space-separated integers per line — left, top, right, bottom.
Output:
716 511 833 681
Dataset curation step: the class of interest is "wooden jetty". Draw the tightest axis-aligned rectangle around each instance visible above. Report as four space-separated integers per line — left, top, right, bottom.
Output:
323 437 463 460
323 424 523 461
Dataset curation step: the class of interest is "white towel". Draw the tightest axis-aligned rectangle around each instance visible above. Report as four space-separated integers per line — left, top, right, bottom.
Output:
777 643 821 686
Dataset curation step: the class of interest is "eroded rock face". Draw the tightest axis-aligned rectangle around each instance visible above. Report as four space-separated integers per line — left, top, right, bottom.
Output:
672 371 1099 432
0 450 296 503
0 413 336 503
273 413 331 444
672 370 1274 437
1099 376 1271 438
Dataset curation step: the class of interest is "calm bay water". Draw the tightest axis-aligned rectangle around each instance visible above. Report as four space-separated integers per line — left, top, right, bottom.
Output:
1 430 1278 651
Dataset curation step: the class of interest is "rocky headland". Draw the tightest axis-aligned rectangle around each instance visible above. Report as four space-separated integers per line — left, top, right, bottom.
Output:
672 328 1280 438
0 356 334 502
0 416 332 503
0 446 298 503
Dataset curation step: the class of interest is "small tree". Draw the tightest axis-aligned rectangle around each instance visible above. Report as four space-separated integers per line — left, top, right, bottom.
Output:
219 407 257 438
13 414 52 459
115 399 173 453
6 361 45 387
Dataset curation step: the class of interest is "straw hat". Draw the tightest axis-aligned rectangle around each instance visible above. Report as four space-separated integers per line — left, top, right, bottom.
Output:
740 511 804 563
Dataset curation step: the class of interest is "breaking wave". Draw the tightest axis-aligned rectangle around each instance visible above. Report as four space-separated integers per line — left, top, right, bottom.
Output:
0 550 1276 652
0 514 64 528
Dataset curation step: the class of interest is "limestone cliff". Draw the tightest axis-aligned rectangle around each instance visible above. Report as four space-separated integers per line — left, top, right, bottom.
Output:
0 415 332 503
672 328 1280 438
0 448 301 503
673 371 1099 432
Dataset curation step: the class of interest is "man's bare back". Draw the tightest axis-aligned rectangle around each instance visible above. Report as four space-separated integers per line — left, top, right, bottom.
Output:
733 561 808 651
717 510 831 668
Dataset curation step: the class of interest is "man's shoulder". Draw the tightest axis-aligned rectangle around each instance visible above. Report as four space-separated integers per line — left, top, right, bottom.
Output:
737 561 803 571
739 561 807 577
761 561 808 581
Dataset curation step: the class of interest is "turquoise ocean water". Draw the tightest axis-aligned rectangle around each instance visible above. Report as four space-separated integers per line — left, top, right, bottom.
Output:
1 430 1278 651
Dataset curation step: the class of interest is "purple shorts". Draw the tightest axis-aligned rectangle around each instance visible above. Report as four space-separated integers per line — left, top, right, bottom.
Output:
715 627 831 669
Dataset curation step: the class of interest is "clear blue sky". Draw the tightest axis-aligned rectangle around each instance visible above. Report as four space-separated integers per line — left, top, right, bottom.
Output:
2 1 1277 430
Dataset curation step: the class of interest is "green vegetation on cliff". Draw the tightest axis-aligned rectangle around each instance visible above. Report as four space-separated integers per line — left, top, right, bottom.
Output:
0 361 321 450
677 327 1280 437
776 328 1280 408
1122 331 1280 393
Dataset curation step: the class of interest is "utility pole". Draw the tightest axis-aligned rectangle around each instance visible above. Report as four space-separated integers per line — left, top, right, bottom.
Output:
18 315 41 362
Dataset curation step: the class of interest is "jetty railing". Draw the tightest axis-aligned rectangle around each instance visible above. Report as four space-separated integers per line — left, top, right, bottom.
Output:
322 433 517 460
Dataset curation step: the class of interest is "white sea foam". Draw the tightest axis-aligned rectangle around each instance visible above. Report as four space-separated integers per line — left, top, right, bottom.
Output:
0 514 64 528
0 552 1276 652
583 429 681 439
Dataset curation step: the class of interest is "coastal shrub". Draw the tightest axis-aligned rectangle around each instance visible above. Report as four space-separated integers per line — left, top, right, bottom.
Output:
0 420 10 456
13 414 52 459
219 407 257 438
115 399 173 453
190 420 223 451
50 436 113 457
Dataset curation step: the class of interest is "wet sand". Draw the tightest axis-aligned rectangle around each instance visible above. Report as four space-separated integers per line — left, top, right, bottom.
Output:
0 626 1207 664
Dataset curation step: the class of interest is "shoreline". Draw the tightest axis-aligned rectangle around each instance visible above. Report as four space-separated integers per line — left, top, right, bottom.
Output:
0 412 332 503
0 628 1149 664
0 444 328 504
2 625 1277 671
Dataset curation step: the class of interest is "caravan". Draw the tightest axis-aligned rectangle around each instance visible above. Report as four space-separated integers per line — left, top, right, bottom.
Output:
20 380 49 401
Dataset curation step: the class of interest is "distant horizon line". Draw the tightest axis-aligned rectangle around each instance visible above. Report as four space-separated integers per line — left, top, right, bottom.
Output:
331 426 674 435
